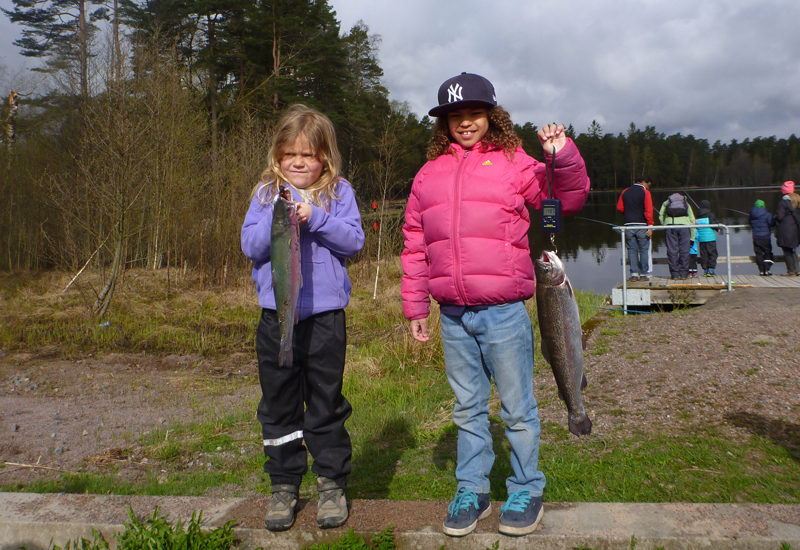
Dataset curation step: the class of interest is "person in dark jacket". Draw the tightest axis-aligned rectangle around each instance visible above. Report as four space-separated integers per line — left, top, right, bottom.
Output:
749 199 776 276
695 200 719 276
617 175 654 281
775 181 800 276
696 200 719 277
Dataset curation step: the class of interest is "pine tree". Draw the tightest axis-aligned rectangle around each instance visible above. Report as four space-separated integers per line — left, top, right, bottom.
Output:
3 0 109 97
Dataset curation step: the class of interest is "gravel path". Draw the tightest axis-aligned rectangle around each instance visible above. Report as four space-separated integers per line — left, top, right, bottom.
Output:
1 288 798 530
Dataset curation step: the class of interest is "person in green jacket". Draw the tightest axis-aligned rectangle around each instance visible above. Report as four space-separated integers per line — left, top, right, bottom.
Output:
659 193 696 279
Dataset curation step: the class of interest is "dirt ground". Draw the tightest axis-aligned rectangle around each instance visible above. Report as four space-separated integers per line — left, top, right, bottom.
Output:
1 287 799 531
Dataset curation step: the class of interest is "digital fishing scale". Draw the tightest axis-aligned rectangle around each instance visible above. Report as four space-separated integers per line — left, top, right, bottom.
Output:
541 199 562 233
542 145 562 243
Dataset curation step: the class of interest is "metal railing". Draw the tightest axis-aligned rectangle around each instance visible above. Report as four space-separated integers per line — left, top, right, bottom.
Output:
613 224 748 314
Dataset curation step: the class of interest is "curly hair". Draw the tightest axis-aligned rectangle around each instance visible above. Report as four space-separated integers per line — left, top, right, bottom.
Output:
426 106 522 161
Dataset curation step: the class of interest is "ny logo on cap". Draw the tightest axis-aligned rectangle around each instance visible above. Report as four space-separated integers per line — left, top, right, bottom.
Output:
447 83 463 103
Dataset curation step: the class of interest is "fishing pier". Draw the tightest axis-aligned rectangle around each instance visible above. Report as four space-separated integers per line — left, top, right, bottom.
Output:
612 224 800 312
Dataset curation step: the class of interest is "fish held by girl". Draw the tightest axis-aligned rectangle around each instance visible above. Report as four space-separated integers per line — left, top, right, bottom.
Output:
534 250 593 437
271 184 302 368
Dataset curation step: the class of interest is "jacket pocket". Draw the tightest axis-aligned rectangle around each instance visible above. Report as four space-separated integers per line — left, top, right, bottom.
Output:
505 225 517 276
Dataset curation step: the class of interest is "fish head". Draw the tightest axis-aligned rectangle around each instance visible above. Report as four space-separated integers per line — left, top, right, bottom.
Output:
278 184 294 203
534 250 567 286
273 184 299 226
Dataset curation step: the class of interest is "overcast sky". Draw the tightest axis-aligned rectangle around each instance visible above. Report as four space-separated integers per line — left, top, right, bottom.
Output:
2 0 799 144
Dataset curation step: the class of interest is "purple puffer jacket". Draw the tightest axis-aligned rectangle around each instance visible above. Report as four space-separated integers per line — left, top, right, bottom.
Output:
241 179 364 319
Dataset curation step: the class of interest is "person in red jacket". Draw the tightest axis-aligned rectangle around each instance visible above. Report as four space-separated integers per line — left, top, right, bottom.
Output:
401 72 589 538
616 175 654 281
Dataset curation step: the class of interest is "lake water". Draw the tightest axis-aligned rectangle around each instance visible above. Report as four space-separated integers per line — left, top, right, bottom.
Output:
528 187 788 295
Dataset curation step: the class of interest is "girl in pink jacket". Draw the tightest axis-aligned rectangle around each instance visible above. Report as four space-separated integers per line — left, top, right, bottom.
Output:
401 73 589 538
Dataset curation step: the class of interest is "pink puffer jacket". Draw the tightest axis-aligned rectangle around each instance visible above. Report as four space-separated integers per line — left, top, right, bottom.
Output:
401 139 589 320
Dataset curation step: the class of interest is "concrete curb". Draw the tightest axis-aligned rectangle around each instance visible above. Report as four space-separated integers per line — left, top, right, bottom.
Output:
1 493 799 550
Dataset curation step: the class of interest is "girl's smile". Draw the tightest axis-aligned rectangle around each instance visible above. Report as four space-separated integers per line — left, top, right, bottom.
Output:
280 135 323 189
447 107 489 149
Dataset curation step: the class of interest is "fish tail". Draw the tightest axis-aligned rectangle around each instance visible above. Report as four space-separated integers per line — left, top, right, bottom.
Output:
569 414 593 437
278 345 293 368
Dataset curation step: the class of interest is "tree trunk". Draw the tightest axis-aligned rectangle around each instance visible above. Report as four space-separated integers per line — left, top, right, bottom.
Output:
79 0 88 98
113 0 122 85
3 91 19 168
272 8 281 110
94 228 124 318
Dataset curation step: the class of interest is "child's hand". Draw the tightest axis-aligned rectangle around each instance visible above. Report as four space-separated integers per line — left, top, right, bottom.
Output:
538 123 567 155
296 202 312 226
410 319 429 342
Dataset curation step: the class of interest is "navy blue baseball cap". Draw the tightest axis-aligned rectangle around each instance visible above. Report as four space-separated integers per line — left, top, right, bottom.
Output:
428 72 497 117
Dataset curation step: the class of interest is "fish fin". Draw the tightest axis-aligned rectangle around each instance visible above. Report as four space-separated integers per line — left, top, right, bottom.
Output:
569 414 593 437
582 334 587 351
581 373 588 390
299 272 303 289
540 339 551 365
557 387 565 402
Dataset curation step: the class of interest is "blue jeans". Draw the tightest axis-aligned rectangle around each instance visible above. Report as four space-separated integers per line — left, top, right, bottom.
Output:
440 301 545 496
625 226 650 277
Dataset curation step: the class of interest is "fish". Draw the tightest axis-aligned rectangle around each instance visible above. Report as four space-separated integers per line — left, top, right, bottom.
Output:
534 250 593 437
271 184 302 368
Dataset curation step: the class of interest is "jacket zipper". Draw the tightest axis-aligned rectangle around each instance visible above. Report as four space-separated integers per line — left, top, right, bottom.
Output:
452 149 469 303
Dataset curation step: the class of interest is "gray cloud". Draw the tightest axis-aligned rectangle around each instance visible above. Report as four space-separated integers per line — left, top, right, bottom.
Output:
334 0 800 142
3 0 798 142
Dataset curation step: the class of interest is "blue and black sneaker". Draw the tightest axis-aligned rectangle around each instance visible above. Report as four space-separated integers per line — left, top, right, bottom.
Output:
499 490 543 536
442 488 491 536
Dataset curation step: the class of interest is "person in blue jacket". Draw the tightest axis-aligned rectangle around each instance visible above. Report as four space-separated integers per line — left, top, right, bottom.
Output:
749 199 776 276
695 200 719 277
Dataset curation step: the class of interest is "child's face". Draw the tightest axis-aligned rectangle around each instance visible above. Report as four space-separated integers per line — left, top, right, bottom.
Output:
447 107 489 149
280 135 323 189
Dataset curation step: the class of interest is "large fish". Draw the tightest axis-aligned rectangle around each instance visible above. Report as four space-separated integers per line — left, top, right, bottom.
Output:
271 184 302 368
534 250 592 437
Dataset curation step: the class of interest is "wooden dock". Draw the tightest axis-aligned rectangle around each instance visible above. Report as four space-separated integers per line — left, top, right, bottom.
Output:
612 273 800 306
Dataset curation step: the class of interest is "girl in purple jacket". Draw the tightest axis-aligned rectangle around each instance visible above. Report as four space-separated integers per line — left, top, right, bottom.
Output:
241 105 364 532
401 73 589 537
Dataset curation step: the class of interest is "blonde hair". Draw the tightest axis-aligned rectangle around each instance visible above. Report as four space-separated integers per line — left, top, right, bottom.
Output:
426 105 522 161
254 104 342 207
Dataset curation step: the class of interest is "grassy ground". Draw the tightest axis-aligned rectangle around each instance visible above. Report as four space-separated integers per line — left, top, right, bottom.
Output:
1 261 798 506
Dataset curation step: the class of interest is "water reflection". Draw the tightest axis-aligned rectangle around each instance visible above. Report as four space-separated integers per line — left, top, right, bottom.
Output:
528 187 786 294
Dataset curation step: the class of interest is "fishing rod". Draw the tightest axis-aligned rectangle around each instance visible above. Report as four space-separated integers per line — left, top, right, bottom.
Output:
683 191 701 209
575 216 619 228
724 207 749 216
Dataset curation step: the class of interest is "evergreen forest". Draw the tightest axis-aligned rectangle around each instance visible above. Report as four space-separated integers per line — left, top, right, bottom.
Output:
2 0 800 298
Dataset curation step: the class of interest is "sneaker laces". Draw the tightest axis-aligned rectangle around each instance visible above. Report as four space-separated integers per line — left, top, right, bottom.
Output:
447 489 478 516
501 490 532 514
319 486 344 509
270 490 296 511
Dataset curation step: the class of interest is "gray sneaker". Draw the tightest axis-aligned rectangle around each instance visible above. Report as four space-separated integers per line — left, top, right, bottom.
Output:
499 490 543 536
317 477 349 529
443 488 492 536
264 484 298 532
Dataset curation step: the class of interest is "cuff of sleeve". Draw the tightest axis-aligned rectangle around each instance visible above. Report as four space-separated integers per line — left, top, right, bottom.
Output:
545 139 578 167
306 204 325 231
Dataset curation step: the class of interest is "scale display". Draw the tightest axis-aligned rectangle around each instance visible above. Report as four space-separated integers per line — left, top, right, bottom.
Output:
541 198 562 233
